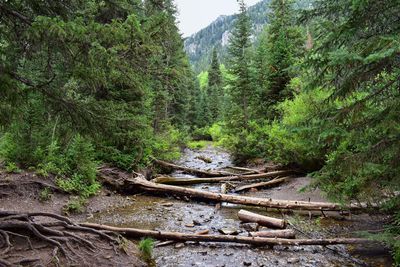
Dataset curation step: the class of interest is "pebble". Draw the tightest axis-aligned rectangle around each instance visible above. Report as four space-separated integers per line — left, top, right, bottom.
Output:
218 228 239 235
174 243 185 249
161 202 174 207
193 220 202 226
185 223 195 228
287 257 300 264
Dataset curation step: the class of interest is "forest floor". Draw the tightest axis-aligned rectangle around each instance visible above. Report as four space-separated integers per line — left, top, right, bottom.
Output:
0 143 394 266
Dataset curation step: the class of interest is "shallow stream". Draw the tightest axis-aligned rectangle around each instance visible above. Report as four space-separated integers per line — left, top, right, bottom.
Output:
89 143 392 267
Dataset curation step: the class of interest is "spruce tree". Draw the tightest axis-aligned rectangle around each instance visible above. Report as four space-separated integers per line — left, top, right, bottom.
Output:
207 48 223 121
227 0 253 129
255 0 302 119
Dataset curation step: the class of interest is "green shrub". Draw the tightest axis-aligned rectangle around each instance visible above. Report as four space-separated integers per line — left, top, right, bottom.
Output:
138 238 154 260
39 187 53 202
187 140 208 150
5 162 21 173
62 196 87 214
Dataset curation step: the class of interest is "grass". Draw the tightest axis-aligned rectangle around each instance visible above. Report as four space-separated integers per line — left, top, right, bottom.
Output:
138 237 154 260
62 196 86 215
187 140 209 150
39 187 53 202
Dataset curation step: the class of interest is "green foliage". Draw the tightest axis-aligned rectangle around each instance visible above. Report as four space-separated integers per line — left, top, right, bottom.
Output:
187 140 208 150
62 196 87 215
198 71 209 90
138 237 154 260
5 162 21 174
39 187 53 202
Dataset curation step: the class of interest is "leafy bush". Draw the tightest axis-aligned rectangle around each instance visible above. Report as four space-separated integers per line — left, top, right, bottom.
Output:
39 187 53 202
187 140 208 150
62 196 87 215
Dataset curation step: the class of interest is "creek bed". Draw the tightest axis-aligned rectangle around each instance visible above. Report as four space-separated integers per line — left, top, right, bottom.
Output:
88 143 392 267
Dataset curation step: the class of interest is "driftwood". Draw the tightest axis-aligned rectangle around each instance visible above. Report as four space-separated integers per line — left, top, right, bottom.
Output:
128 177 363 212
82 223 374 247
152 170 295 185
155 229 209 247
238 210 286 229
234 177 290 192
152 158 235 177
249 229 296 239
226 166 263 174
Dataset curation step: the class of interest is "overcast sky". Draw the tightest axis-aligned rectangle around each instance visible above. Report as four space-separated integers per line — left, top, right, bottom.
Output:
175 0 262 37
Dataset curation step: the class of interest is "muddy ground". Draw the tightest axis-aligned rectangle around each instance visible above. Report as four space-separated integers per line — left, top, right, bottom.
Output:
0 143 394 266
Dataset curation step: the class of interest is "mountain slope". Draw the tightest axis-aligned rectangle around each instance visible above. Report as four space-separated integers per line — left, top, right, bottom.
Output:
184 0 271 73
184 0 312 74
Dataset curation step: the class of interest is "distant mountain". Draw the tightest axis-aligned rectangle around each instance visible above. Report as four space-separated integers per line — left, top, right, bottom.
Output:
184 0 312 74
184 0 271 73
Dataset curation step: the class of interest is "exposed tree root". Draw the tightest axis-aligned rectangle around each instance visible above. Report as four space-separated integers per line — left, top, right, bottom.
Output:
0 211 121 266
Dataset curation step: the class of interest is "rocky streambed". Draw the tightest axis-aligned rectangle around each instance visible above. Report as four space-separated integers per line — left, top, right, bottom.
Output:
87 143 393 267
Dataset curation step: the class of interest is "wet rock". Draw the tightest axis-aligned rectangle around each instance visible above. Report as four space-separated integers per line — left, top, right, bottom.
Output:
240 223 259 232
193 220 201 226
174 243 185 249
243 261 252 266
287 257 300 264
218 228 239 235
198 251 207 255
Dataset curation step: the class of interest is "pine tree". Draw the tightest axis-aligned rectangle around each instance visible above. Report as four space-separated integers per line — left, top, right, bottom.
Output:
207 48 223 121
227 0 253 129
255 0 302 119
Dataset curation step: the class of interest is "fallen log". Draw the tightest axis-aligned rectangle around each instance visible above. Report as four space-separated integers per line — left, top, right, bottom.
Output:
226 166 263 174
82 223 375 246
238 210 286 229
249 229 296 239
128 177 364 212
235 177 290 192
152 158 235 177
152 170 295 185
155 229 209 247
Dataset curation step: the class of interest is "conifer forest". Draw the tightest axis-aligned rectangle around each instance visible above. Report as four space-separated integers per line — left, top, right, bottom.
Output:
0 0 399 266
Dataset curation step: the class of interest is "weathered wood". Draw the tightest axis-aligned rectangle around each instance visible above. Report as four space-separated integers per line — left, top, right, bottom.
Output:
152 170 295 185
129 177 363 212
235 177 290 192
238 210 286 229
226 166 263 174
82 223 374 246
152 158 235 177
249 229 296 239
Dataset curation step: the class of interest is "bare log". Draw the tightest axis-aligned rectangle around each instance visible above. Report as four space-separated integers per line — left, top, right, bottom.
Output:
235 177 290 192
128 177 364 212
238 210 286 229
152 158 235 177
226 166 263 174
249 230 296 239
82 223 374 247
152 170 295 185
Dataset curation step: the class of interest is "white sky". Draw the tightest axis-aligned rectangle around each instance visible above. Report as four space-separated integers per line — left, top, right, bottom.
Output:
175 0 262 37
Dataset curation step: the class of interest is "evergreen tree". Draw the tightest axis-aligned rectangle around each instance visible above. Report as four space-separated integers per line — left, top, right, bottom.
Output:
207 48 223 121
143 0 193 131
227 0 253 129
255 0 302 119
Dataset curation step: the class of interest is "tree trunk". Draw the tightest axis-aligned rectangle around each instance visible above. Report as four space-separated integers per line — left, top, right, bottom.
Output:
152 158 235 177
249 230 296 239
82 223 374 246
234 177 290 192
128 177 363 212
238 210 286 229
152 170 295 185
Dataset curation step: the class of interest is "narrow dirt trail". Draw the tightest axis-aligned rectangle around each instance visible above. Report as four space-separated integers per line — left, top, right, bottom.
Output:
87 143 392 267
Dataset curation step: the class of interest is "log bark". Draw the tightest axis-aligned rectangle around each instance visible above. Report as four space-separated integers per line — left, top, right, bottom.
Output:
249 230 296 239
128 177 363 212
152 158 235 177
82 223 374 246
226 166 263 174
152 170 295 185
235 177 290 192
238 210 286 229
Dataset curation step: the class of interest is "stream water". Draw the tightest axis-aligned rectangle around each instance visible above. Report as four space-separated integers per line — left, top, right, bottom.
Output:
89 143 392 267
